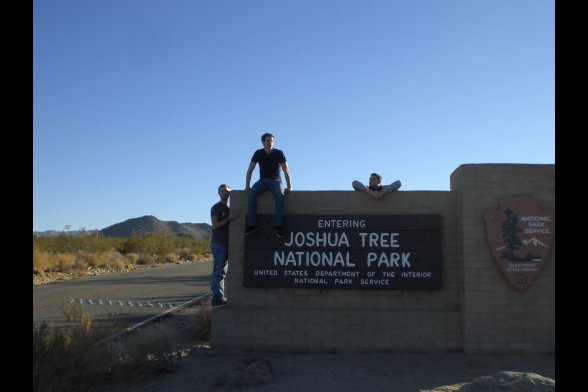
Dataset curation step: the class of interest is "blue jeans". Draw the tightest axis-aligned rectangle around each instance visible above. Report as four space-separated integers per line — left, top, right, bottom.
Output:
247 178 285 226
210 242 228 302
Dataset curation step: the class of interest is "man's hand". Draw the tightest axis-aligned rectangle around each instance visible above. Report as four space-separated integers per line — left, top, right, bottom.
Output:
284 187 292 196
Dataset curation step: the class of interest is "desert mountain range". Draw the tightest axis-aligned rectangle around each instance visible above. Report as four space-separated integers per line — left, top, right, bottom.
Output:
33 215 212 239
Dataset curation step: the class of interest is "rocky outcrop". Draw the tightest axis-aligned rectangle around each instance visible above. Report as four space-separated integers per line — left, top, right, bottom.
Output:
426 371 555 392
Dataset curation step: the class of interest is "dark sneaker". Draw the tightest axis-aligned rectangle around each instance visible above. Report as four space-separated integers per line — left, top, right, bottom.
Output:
243 226 258 236
211 299 228 308
275 226 285 238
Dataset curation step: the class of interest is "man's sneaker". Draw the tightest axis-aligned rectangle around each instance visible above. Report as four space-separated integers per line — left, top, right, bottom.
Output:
211 299 228 308
244 226 258 236
275 226 285 238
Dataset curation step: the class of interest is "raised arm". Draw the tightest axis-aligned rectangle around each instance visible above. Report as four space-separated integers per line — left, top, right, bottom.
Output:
245 161 256 194
211 210 241 230
281 161 292 195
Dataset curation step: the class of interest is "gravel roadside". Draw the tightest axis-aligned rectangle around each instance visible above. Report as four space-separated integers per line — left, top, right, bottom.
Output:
96 349 554 392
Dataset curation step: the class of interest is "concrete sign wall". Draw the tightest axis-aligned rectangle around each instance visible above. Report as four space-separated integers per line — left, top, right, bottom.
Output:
212 164 554 355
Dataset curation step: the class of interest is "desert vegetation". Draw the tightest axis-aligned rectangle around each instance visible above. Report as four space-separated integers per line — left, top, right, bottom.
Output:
33 301 212 392
33 231 214 390
33 231 211 280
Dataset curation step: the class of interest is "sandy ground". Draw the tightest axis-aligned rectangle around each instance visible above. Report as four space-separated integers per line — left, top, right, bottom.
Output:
98 349 555 392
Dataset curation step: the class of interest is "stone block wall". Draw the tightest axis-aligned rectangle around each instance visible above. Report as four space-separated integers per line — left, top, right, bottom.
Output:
451 164 555 354
212 190 461 353
211 164 554 354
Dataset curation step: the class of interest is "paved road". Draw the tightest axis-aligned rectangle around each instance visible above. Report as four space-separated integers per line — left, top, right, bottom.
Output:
33 261 213 329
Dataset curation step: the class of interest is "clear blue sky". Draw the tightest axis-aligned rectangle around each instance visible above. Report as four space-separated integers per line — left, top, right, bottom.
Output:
33 0 554 232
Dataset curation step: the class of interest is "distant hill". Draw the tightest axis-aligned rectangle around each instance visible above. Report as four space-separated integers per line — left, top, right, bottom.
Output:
33 230 99 238
100 216 211 238
33 216 212 239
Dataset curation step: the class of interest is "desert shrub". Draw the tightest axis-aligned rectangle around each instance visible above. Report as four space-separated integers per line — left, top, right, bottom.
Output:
178 246 192 260
120 327 185 372
124 252 140 265
120 234 174 258
33 247 51 274
192 302 212 342
98 251 127 271
71 259 88 275
52 234 78 254
84 252 102 268
62 303 84 323
33 320 121 392
33 234 212 276
77 232 123 254
33 233 124 255
34 299 212 391
51 253 77 272
136 254 156 265
159 253 179 264
185 253 198 261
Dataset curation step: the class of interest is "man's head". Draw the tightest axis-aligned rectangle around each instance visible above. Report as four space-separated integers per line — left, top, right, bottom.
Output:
369 173 383 187
261 133 275 150
218 184 231 202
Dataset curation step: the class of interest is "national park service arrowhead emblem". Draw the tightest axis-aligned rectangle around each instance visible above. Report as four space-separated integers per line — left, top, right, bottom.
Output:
483 196 554 292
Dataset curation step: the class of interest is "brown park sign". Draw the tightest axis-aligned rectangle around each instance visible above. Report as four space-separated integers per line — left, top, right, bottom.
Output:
483 196 555 292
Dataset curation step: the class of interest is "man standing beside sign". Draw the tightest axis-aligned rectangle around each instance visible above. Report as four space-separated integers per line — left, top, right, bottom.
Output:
244 132 293 238
210 184 240 308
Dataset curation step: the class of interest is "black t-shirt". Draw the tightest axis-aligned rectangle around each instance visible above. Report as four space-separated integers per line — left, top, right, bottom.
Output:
251 148 286 180
210 201 230 244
